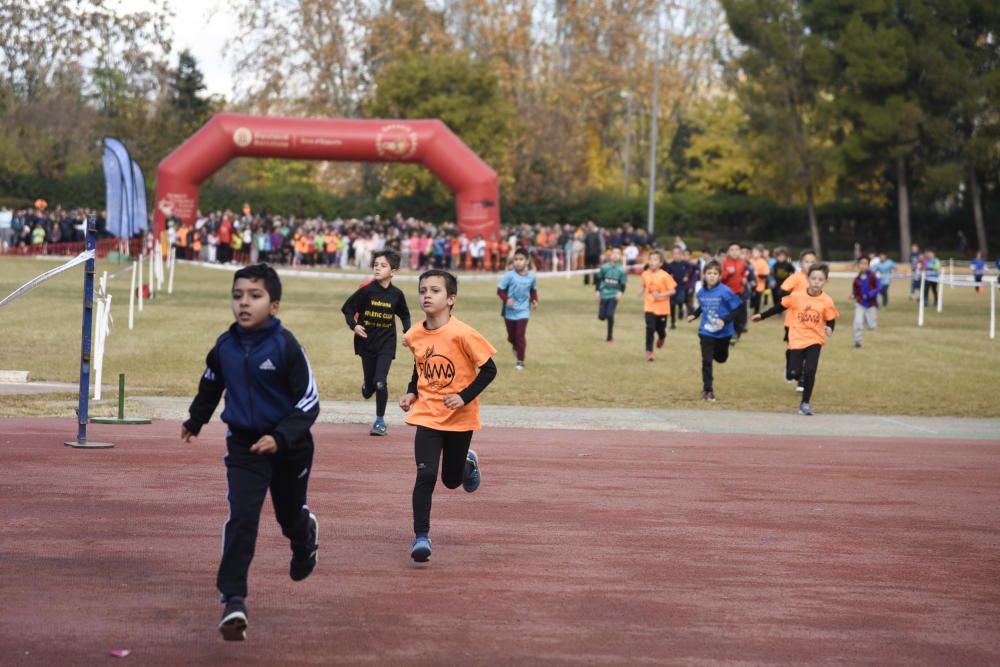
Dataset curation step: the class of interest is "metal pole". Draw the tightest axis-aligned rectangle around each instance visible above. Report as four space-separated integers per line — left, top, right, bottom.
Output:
66 214 113 448
646 3 660 238
623 91 633 196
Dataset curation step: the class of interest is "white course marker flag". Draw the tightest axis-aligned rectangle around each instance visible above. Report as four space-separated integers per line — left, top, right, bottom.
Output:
0 250 96 309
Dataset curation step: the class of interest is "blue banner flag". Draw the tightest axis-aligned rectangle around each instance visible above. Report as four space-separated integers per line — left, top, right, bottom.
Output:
101 147 124 238
103 137 135 238
131 159 148 234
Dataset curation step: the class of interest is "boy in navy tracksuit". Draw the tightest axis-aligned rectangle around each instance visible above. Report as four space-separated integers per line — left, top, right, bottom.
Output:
182 263 320 642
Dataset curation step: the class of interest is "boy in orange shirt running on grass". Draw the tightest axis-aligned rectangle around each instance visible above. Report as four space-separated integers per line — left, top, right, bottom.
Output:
776 249 816 386
399 269 498 563
753 263 839 415
639 249 677 361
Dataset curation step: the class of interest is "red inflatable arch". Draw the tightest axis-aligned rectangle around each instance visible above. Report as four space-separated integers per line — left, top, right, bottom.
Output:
153 112 500 240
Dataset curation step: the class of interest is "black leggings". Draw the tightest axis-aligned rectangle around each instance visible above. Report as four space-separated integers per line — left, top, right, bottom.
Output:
733 300 748 335
645 312 667 351
412 426 474 535
670 301 685 326
361 353 393 417
699 335 731 392
598 298 619 340
788 344 822 403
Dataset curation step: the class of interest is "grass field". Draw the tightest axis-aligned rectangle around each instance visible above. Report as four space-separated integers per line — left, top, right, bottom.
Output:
1 255 998 417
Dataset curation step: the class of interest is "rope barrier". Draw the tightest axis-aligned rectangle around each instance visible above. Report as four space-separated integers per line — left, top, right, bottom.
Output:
0 250 95 309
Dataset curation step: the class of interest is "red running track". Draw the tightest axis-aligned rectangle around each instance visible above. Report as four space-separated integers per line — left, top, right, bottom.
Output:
1 418 998 665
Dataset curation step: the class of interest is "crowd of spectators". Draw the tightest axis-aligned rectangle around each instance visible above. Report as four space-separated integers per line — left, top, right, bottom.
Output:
165 210 656 273
0 203 659 273
0 205 94 250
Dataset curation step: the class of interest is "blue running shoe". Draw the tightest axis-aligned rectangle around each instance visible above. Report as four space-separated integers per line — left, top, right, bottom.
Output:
799 402 814 416
369 419 387 436
463 449 481 493
410 536 432 562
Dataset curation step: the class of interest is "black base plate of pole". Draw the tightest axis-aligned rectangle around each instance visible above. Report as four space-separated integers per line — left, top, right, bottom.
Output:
64 440 115 448
90 417 152 425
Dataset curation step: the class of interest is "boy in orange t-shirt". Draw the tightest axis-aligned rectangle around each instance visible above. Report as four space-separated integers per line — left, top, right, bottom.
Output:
776 249 816 384
753 263 839 415
639 249 677 361
399 269 497 563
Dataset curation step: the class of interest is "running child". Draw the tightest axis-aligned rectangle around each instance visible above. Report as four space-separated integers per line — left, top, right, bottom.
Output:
721 242 749 342
922 248 941 306
753 263 839 415
851 255 880 348
971 251 985 294
182 263 320 641
687 260 742 401
639 248 677 361
497 248 538 370
341 249 411 436
751 245 770 315
595 247 627 342
778 249 816 385
874 251 896 307
665 244 689 329
399 269 498 562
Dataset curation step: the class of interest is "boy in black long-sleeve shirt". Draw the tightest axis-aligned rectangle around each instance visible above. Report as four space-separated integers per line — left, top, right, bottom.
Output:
182 263 320 641
341 249 411 436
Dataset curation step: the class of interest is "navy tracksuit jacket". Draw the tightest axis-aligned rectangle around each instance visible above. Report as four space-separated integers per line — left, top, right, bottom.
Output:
184 317 320 599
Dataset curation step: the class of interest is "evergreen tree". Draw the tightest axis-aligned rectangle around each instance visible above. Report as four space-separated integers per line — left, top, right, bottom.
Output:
720 0 838 255
167 49 212 132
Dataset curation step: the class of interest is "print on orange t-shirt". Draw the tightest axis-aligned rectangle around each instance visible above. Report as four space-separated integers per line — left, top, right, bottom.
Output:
641 269 677 316
781 291 840 349
403 315 497 432
780 271 809 326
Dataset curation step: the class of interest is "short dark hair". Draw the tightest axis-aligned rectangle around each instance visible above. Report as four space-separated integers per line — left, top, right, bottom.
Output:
233 263 281 301
727 241 741 250
648 248 665 262
703 259 722 274
857 255 870 265
774 246 788 257
372 249 401 269
513 247 529 259
418 269 458 296
808 262 829 279
799 248 817 261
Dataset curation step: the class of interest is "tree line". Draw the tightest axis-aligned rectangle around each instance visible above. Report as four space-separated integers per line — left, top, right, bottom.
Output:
1 0 997 256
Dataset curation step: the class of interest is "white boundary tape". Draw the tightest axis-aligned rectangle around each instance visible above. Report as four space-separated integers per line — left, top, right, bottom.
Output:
175 259 638 281
0 250 95 309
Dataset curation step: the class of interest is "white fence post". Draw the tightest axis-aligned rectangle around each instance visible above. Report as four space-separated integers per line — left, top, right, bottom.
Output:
128 261 136 329
137 252 144 313
917 271 926 327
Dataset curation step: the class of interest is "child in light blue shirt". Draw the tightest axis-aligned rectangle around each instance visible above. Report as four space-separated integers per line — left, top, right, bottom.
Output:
497 248 538 370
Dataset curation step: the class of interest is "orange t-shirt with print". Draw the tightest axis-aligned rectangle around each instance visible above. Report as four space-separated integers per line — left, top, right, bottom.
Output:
780 271 809 326
781 291 839 350
404 315 497 432
641 269 677 316
753 258 770 292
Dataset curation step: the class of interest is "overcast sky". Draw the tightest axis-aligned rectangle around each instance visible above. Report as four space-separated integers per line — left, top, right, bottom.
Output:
114 0 239 97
